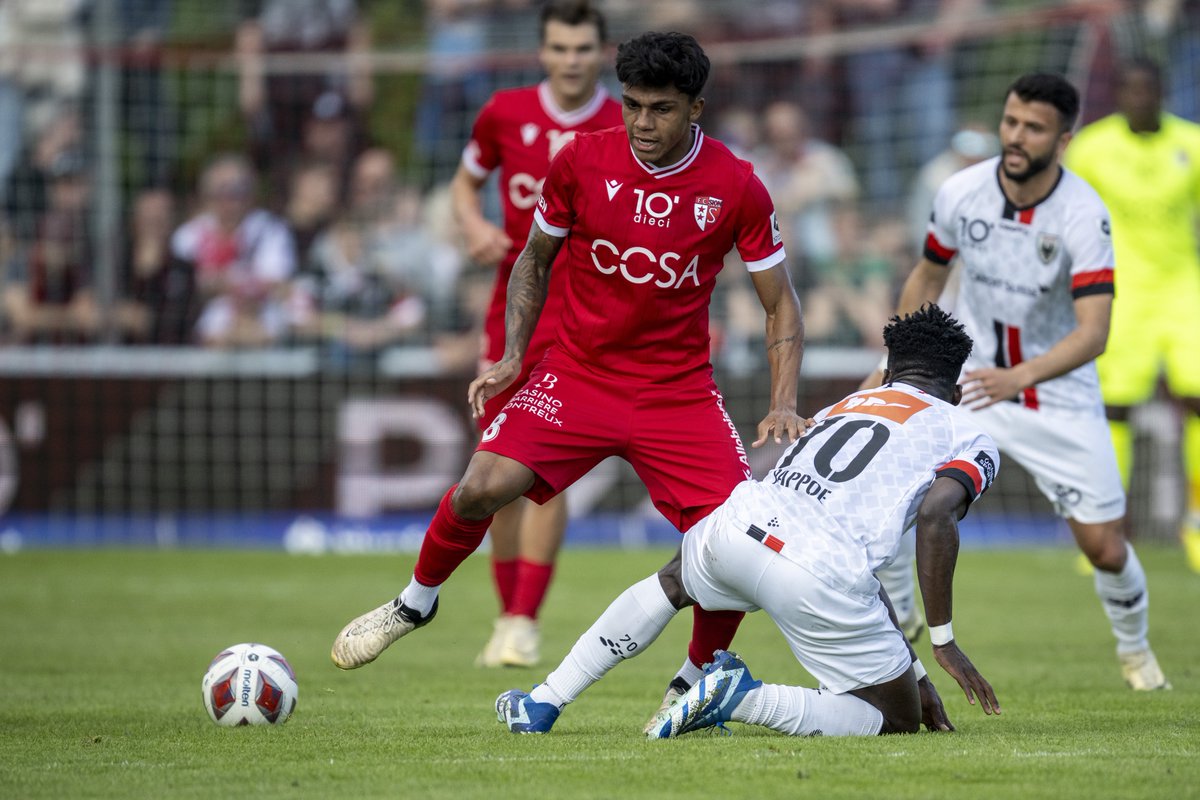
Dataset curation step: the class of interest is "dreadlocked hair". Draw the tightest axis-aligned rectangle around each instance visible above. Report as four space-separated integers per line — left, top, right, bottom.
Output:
882 303 974 390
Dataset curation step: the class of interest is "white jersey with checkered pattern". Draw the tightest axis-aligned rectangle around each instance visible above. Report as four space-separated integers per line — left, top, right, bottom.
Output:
716 382 999 599
924 157 1115 414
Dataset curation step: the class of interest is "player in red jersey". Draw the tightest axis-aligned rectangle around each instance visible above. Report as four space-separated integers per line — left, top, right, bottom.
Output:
449 0 622 670
332 32 807 729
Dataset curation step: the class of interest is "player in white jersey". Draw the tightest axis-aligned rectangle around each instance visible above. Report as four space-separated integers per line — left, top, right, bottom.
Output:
496 305 1001 737
866 73 1169 691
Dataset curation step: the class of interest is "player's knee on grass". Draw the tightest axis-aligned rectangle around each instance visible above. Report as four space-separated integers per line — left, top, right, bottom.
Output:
868 695 921 738
850 669 920 734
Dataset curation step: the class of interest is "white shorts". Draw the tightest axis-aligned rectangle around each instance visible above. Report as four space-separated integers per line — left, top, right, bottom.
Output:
681 510 911 694
970 402 1126 524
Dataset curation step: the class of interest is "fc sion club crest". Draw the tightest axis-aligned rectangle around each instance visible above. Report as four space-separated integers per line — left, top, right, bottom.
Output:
694 196 722 231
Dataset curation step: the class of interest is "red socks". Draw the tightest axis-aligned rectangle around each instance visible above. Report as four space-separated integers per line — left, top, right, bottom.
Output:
413 486 493 587
509 559 554 619
491 558 518 613
688 607 745 668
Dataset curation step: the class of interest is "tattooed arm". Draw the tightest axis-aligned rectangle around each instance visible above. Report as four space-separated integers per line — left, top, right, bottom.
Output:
748 262 807 447
468 224 564 418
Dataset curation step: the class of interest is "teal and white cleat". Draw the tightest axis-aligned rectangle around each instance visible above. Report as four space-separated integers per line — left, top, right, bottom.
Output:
647 650 761 739
496 689 560 734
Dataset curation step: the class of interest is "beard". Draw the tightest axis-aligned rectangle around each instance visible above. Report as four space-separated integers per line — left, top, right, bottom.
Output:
1001 147 1055 183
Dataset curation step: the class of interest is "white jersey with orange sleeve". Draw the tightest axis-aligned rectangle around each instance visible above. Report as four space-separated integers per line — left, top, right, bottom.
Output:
923 157 1115 415
712 382 999 600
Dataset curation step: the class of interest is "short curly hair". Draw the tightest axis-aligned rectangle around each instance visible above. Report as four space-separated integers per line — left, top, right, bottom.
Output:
882 303 974 390
615 32 710 99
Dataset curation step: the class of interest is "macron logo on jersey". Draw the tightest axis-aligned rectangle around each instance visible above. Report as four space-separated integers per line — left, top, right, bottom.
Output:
520 123 540 147
605 179 622 201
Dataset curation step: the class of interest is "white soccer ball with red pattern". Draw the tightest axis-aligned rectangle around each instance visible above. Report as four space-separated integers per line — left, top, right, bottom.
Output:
201 643 298 726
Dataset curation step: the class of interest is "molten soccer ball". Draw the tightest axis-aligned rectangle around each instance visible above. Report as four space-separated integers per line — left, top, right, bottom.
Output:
201 643 298 726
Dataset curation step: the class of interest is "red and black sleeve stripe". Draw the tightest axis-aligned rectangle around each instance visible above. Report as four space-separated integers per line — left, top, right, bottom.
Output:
923 232 957 265
935 459 984 502
1071 268 1114 299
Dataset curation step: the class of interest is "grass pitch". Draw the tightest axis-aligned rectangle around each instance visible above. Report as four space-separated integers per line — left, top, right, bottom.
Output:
0 545 1196 799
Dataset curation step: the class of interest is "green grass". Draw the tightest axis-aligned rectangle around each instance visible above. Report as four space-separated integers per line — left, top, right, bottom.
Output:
0 546 1196 799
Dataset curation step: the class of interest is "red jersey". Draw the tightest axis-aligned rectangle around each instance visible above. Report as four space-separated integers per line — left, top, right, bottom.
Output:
462 82 622 365
535 124 786 382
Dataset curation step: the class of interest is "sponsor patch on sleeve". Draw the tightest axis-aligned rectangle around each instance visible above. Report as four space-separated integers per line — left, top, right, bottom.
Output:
973 450 996 490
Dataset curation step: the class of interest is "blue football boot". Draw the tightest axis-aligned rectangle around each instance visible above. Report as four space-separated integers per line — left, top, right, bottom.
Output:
496 689 561 734
647 650 761 739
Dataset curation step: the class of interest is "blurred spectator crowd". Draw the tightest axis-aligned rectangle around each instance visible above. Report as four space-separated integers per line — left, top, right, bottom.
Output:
0 0 1192 368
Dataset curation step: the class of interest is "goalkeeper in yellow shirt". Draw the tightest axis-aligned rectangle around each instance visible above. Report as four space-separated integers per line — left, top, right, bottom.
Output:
1066 58 1200 572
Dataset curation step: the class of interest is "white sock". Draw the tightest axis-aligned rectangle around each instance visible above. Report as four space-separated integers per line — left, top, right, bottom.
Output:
733 683 883 736
399 578 439 617
673 657 705 689
531 574 679 707
876 534 918 623
1093 541 1150 654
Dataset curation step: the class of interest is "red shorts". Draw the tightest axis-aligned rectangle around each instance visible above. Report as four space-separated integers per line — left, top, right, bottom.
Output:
476 345 550 434
477 350 752 532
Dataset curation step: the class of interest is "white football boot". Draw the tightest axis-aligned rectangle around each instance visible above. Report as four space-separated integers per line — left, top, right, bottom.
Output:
1119 648 1171 691
475 616 512 668
498 615 540 668
331 597 438 669
643 676 691 736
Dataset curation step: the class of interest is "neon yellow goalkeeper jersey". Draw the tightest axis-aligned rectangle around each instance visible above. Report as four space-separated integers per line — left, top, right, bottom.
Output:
1066 113 1200 295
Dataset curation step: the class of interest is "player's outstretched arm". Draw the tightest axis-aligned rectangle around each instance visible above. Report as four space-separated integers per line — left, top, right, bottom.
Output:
914 477 1001 716
468 225 563 418
879 584 955 731
449 164 513 268
930 639 999 715
749 263 807 446
961 293 1112 410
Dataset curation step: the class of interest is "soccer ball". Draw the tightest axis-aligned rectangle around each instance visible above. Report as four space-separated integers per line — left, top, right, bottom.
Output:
201 643 298 726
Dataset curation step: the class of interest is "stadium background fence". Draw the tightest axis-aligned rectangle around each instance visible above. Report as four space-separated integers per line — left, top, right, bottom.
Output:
0 0 1192 550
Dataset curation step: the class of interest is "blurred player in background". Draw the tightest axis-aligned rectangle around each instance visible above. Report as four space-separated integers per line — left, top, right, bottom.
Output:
1065 58 1200 575
449 0 622 669
864 73 1170 691
332 32 807 727
497 304 1000 738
